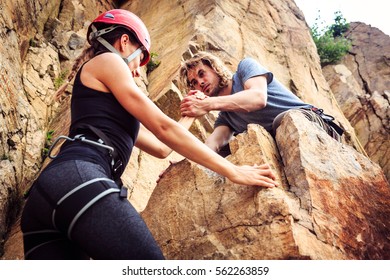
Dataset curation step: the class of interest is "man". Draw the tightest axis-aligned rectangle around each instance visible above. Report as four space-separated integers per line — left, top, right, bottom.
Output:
179 51 343 156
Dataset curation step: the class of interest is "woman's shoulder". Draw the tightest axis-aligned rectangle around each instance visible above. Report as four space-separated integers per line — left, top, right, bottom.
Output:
80 53 126 93
83 52 129 79
88 52 124 65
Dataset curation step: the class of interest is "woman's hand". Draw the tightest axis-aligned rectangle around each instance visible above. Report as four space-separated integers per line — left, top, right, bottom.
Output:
228 163 278 188
185 90 207 100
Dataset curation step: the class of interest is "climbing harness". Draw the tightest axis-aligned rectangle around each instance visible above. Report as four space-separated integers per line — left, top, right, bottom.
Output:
48 134 114 160
47 125 129 225
52 177 119 238
48 124 124 184
23 177 120 258
23 124 131 257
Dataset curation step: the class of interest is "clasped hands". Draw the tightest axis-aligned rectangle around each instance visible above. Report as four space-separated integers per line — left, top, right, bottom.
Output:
180 90 209 117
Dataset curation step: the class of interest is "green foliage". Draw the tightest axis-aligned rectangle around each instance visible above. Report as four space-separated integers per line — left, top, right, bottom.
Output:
311 11 351 66
42 130 55 158
146 52 161 74
54 71 69 90
312 32 351 66
329 11 350 37
46 130 55 143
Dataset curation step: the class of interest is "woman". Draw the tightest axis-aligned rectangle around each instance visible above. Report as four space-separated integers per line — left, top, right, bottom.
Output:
21 9 277 260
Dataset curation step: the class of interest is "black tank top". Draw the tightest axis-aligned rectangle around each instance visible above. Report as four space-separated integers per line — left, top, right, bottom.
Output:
55 62 140 177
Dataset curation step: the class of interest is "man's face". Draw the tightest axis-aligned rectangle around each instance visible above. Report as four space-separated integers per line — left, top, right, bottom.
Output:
187 62 221 97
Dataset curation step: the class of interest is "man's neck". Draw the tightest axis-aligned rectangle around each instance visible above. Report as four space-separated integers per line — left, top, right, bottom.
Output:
217 80 232 96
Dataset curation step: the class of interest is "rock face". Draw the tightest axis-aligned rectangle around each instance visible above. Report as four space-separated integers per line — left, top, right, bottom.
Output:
276 112 390 259
1 0 389 259
142 115 390 260
323 22 390 181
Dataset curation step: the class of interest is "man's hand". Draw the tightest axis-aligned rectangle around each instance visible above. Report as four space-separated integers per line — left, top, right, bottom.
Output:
180 90 209 117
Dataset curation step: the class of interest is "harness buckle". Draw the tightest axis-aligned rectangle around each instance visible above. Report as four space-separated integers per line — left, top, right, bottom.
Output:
119 185 128 198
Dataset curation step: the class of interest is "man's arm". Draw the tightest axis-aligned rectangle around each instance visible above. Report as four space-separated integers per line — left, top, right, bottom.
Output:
180 75 268 117
205 125 234 153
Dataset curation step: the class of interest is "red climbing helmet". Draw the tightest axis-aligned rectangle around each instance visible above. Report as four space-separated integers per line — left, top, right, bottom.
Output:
87 9 151 66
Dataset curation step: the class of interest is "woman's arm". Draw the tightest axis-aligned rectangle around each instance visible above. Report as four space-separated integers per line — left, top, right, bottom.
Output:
93 54 277 188
135 116 195 158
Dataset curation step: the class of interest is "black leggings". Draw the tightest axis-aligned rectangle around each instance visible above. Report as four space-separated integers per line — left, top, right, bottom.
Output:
21 160 164 260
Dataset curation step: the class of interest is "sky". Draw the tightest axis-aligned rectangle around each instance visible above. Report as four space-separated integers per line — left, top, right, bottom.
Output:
294 0 390 36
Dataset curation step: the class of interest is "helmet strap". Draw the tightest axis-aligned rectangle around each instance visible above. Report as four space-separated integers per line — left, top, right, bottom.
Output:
90 25 120 40
123 47 143 64
90 24 143 65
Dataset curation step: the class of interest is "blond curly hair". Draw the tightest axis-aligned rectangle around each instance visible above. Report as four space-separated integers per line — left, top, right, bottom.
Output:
179 52 232 93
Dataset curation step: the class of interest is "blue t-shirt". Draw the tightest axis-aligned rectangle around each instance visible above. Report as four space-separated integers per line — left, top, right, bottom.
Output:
214 58 312 133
